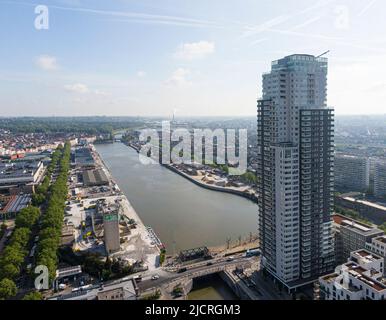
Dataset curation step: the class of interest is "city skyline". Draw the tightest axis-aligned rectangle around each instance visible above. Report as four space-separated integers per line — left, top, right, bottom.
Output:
2 0 386 117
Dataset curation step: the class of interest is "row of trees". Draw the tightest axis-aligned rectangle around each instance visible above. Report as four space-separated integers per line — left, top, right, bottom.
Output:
0 206 41 299
0 117 143 135
32 148 62 206
35 142 71 281
334 205 372 225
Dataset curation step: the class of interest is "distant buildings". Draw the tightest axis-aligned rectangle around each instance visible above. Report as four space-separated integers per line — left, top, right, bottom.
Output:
257 54 335 292
319 249 386 300
374 160 386 199
332 214 384 264
334 154 369 192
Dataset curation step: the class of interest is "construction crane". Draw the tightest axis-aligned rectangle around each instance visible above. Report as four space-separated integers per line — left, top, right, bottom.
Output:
316 50 330 58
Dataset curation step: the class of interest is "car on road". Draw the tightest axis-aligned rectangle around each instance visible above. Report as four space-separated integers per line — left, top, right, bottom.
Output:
151 275 160 280
206 262 213 266
226 256 234 262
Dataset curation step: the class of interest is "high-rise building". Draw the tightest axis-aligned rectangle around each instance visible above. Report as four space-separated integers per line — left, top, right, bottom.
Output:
374 160 386 199
101 204 121 255
257 54 335 292
334 154 370 192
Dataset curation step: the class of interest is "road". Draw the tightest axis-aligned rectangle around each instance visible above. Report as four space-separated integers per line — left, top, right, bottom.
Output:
137 255 254 292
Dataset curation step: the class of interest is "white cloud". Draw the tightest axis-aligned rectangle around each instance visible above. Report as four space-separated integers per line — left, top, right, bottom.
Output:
329 55 386 114
64 83 90 93
165 68 191 86
35 55 59 71
174 41 215 60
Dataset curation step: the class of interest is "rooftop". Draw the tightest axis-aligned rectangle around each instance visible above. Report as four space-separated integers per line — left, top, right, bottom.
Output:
332 214 382 235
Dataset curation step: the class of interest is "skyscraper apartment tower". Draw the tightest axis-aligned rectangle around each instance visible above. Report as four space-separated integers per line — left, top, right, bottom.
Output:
257 54 335 291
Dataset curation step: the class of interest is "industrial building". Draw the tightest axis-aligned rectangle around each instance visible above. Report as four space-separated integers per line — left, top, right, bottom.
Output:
334 154 369 192
82 169 109 187
0 160 44 194
332 214 384 264
257 54 335 291
0 194 31 219
99 202 121 255
319 250 386 300
72 147 95 168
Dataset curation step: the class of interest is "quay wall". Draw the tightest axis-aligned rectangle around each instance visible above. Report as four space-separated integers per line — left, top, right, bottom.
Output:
122 141 258 204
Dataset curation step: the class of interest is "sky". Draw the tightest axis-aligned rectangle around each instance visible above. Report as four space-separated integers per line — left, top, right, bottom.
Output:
1 0 386 117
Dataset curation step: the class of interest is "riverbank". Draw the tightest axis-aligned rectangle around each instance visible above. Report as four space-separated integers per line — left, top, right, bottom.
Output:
87 145 161 269
96 142 259 252
123 141 258 204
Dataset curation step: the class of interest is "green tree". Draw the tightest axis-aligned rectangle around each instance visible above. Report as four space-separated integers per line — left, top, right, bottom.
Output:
23 291 43 300
0 278 17 300
0 263 20 280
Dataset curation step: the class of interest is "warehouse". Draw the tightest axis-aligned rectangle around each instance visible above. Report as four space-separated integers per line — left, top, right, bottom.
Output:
0 194 31 219
82 169 109 187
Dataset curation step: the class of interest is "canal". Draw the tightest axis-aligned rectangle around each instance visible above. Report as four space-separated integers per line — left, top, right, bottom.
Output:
95 142 258 253
188 274 239 300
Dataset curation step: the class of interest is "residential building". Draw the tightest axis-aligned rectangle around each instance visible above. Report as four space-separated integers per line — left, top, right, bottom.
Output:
257 54 335 292
319 249 386 300
334 154 369 192
332 214 384 264
374 160 386 199
366 235 386 275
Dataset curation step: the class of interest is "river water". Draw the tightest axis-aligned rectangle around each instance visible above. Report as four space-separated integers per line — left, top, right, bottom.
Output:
95 142 258 253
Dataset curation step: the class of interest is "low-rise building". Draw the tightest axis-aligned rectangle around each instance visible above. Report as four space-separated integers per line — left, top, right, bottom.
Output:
0 194 31 219
366 235 386 275
332 214 384 264
72 147 95 169
335 193 386 225
0 160 44 186
82 169 109 187
319 250 386 300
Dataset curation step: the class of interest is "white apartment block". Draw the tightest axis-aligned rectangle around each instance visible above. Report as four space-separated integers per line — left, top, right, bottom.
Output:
366 235 386 275
257 54 335 291
319 249 386 300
